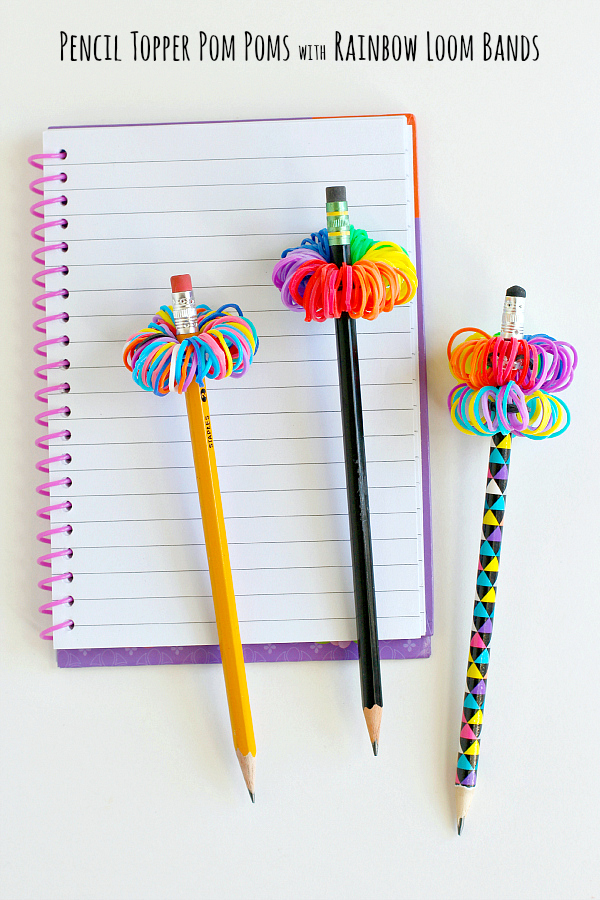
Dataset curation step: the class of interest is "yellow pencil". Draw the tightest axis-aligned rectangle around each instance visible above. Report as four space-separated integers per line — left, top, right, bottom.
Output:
172 274 256 799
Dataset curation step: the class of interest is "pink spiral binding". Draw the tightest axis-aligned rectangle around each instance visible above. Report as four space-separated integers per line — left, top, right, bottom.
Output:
29 151 74 639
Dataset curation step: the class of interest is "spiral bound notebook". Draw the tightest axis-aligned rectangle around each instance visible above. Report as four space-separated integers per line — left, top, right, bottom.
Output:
32 114 433 668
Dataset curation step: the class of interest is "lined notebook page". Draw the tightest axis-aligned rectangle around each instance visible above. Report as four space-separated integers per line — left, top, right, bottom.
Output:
42 116 427 650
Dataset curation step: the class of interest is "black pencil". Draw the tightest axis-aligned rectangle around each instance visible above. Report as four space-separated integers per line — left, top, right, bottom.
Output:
326 186 383 753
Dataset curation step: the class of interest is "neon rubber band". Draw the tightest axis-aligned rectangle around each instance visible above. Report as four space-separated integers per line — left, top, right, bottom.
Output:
273 226 417 322
123 303 259 396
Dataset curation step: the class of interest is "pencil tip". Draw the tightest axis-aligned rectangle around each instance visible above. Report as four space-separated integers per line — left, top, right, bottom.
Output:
236 749 256 799
363 705 382 749
248 789 255 803
457 817 465 836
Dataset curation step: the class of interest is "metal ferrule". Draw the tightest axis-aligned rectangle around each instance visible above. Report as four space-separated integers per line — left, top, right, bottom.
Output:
326 200 351 247
500 294 525 339
171 289 198 336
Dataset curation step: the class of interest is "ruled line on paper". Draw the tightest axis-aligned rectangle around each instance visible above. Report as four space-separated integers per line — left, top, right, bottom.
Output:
58 229 409 244
46 151 408 166
46 203 409 218
61 179 408 192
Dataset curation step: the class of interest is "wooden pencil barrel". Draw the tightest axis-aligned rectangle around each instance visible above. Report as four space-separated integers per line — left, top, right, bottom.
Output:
185 380 256 759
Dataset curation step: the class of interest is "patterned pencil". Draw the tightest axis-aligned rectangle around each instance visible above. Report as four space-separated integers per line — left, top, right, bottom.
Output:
449 285 577 834
455 429 511 831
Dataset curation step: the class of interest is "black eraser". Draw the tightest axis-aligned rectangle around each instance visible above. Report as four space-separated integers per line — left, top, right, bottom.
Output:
506 285 526 298
326 186 347 202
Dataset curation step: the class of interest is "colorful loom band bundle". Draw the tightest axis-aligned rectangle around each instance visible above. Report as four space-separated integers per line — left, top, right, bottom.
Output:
447 328 577 439
272 226 418 321
123 303 259 395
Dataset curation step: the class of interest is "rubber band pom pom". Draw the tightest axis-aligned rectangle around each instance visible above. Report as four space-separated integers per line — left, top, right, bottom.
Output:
448 382 571 439
447 328 577 394
447 324 577 440
123 303 258 397
272 226 418 322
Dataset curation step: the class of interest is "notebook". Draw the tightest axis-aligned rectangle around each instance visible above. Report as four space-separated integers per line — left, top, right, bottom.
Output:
32 114 433 668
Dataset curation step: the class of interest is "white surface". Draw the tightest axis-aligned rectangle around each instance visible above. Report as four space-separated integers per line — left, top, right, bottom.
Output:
1 2 599 899
41 116 426 648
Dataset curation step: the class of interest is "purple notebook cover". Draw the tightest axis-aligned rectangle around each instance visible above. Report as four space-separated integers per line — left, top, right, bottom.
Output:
45 115 433 669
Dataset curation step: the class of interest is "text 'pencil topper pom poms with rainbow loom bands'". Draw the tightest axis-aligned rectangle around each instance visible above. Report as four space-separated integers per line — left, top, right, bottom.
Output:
123 303 259 396
447 288 577 439
272 226 418 322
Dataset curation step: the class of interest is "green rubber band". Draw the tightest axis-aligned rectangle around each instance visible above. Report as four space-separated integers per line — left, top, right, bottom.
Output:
349 226 375 263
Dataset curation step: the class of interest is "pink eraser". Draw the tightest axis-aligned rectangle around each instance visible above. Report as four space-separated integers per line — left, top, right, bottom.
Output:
170 273 192 293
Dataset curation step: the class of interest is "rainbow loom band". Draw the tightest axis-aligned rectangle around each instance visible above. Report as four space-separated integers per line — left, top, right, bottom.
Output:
274 226 418 322
452 386 499 436
173 340 190 387
144 342 172 389
188 334 222 381
280 229 331 261
157 305 176 328
199 304 237 329
493 339 519 384
205 310 259 358
448 382 573 440
147 347 173 396
178 345 196 392
503 383 529 433
549 395 571 437
458 386 482 435
525 391 553 434
447 383 467 413
209 330 235 378
353 261 378 318
135 343 165 392
450 388 481 436
468 389 492 435
511 386 530 432
496 383 513 432
523 392 571 439
218 325 250 366
536 337 578 392
123 303 258 394
448 327 578 398
176 344 197 393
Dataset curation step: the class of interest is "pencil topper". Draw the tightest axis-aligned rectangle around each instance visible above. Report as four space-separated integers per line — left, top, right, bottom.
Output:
123 302 259 396
272 225 418 322
447 287 577 438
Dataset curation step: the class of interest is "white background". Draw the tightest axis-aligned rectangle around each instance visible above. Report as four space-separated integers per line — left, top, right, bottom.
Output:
1 2 599 899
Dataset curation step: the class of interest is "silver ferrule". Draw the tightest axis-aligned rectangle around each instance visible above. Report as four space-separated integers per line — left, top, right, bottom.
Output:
171 290 198 336
500 293 525 339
